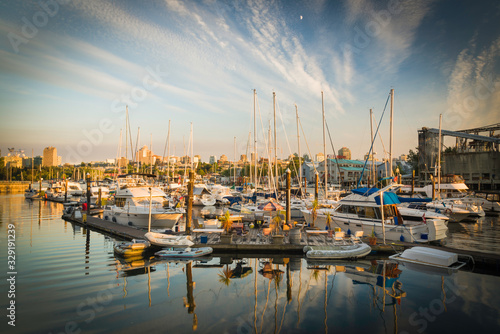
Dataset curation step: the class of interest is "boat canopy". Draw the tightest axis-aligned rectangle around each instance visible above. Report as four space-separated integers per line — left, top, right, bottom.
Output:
351 187 401 205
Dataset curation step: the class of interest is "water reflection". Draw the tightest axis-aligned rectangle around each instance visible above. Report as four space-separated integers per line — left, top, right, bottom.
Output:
2 194 500 334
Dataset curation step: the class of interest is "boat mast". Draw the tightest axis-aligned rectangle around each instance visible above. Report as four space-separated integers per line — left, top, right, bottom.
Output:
370 109 374 187
437 114 442 199
135 127 141 173
296 104 302 195
150 133 153 175
273 91 278 191
322 91 327 198
167 120 171 185
190 122 194 173
389 89 394 178
135 127 140 173
31 148 34 186
253 89 257 189
125 106 129 174
233 136 236 186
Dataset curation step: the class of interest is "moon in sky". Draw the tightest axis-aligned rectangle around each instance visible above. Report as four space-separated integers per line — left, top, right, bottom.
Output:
300 15 303 20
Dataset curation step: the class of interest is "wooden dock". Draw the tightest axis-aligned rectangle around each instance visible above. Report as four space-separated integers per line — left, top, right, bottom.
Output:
61 213 500 274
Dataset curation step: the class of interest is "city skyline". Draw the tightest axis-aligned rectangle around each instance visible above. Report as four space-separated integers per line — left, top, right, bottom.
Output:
1 1 499 163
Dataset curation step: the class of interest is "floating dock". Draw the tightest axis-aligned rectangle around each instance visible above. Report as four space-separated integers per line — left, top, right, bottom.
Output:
61 212 500 275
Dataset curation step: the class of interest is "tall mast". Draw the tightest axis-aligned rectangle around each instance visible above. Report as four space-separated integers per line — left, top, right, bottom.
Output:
253 89 257 188
437 114 442 199
136 127 141 173
370 109 374 187
233 136 236 185
322 91 327 198
190 122 193 172
296 104 302 194
268 122 272 190
273 91 278 191
167 120 171 185
150 133 153 175
125 106 128 174
135 127 140 173
31 148 34 185
389 89 394 178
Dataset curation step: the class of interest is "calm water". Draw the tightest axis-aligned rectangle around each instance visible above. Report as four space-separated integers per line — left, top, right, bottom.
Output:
1 194 500 334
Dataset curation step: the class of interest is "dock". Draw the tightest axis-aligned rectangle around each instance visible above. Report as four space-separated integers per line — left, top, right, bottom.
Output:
61 212 500 274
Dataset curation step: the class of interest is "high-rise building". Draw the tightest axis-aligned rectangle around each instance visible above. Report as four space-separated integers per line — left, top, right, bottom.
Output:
338 147 351 160
315 152 324 162
43 147 58 167
209 155 216 164
138 145 154 164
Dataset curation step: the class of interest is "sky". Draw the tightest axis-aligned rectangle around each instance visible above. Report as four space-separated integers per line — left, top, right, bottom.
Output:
0 0 499 164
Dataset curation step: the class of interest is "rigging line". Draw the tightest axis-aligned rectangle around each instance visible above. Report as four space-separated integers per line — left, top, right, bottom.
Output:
357 92 391 188
299 117 320 176
276 98 301 187
325 119 343 184
257 96 276 193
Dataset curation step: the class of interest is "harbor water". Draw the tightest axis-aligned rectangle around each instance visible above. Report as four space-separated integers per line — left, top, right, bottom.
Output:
1 194 500 333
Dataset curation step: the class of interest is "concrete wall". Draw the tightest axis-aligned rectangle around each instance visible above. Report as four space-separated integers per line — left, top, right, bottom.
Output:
442 151 500 190
0 181 31 193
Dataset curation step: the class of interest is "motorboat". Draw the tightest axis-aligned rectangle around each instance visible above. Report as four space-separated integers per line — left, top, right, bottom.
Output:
425 200 478 222
398 202 450 223
67 181 84 196
389 246 470 271
145 231 194 247
301 184 448 243
103 174 185 230
155 247 213 258
192 184 217 206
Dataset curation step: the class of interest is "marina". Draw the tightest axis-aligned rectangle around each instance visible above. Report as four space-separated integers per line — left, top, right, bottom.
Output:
1 193 500 334
1 1 500 333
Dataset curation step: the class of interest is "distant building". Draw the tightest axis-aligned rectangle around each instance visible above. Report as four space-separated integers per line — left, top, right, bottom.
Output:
43 147 58 167
338 147 351 160
22 156 42 168
194 155 201 163
209 155 216 164
240 154 247 163
219 155 228 164
315 153 324 162
138 145 154 165
5 156 22 168
117 157 128 168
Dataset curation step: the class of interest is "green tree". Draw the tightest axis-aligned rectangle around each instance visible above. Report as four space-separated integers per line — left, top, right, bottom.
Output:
407 148 419 174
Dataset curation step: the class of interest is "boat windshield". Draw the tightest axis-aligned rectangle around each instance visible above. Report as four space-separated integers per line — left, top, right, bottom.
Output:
132 197 166 206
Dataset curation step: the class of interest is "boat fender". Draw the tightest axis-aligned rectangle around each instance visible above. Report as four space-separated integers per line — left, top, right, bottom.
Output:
400 235 405 242
112 217 117 223
347 228 351 236
104 216 109 220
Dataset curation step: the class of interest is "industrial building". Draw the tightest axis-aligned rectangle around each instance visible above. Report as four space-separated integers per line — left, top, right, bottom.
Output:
418 123 500 190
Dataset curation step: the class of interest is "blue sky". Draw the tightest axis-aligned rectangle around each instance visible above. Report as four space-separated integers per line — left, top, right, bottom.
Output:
1 0 499 163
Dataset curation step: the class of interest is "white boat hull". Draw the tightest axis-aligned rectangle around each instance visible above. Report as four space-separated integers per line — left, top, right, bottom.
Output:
104 207 184 230
301 210 447 243
145 232 194 247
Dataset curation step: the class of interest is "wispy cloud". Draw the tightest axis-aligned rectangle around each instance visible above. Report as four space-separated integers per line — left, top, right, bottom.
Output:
445 36 500 129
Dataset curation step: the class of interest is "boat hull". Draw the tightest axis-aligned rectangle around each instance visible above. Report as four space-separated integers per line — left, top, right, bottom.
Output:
301 210 447 243
104 207 184 230
155 247 213 258
304 243 372 259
